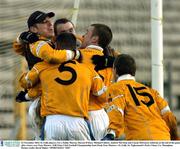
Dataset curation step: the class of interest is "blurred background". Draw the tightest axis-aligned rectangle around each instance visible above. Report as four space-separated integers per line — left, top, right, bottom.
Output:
0 0 179 139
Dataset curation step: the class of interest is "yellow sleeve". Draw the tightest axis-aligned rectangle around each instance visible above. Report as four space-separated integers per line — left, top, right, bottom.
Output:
91 70 107 97
105 102 124 138
98 67 113 87
162 111 179 140
152 89 170 114
105 86 126 138
19 67 39 89
19 62 47 89
152 89 179 140
30 40 75 63
19 73 29 89
27 83 42 99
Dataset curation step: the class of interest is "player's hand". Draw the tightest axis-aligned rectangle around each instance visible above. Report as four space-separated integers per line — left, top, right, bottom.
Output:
19 31 39 44
15 91 30 102
91 55 115 71
101 134 115 140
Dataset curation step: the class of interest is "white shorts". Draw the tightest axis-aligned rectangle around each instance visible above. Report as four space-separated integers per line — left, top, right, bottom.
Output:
88 108 109 140
28 97 43 140
44 114 91 140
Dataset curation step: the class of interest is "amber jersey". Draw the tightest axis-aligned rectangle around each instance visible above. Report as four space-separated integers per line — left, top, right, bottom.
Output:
23 43 111 111
106 74 170 140
29 40 77 64
80 46 113 87
13 37 56 69
20 60 105 119
80 45 111 110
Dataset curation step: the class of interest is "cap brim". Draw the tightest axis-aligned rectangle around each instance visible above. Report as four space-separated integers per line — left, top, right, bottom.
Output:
46 12 55 18
37 12 55 23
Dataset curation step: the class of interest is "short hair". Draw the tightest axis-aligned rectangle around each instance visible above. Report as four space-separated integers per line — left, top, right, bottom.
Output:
91 24 113 50
56 32 76 50
54 18 74 36
114 54 136 76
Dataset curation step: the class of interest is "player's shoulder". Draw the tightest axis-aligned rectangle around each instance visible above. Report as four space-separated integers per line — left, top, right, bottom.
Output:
134 81 160 96
108 81 123 92
33 61 52 71
30 40 49 50
80 47 103 55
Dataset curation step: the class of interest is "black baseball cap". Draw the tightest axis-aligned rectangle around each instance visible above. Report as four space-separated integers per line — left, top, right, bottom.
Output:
27 11 55 28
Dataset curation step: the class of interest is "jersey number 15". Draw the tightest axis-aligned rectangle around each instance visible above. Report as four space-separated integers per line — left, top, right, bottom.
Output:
127 84 154 107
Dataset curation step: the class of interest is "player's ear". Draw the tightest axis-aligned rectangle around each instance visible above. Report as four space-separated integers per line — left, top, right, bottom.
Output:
29 26 38 33
91 35 99 44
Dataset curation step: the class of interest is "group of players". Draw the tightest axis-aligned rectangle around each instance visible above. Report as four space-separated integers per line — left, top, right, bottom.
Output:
13 10 179 140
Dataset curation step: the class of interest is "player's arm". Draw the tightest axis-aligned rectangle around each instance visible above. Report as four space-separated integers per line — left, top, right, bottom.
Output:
103 87 125 140
90 70 107 97
91 46 120 71
16 81 42 103
30 40 80 64
103 103 124 140
19 70 39 89
16 84 42 103
153 89 179 140
162 111 179 140
12 31 40 56
19 63 46 89
91 55 115 71
27 83 42 99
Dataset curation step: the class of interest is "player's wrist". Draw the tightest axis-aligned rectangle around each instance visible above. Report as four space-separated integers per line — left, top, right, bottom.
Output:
74 50 80 60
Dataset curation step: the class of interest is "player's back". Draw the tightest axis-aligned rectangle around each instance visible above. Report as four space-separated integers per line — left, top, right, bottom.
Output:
116 79 170 140
37 60 99 119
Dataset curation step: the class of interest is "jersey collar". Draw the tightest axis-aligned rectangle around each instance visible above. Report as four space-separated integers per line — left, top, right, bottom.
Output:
117 74 135 82
86 45 103 52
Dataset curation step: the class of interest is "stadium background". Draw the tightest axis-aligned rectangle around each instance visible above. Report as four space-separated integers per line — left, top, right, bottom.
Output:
0 0 179 139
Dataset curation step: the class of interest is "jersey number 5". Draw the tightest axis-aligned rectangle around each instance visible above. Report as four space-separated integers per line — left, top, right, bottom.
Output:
127 84 154 107
55 61 77 85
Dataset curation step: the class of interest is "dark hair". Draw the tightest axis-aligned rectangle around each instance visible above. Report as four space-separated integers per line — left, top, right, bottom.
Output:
103 46 117 57
91 24 113 52
56 32 76 50
114 54 136 76
54 18 74 36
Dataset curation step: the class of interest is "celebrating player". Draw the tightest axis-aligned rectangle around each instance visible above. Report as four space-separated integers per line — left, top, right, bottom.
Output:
103 54 179 140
